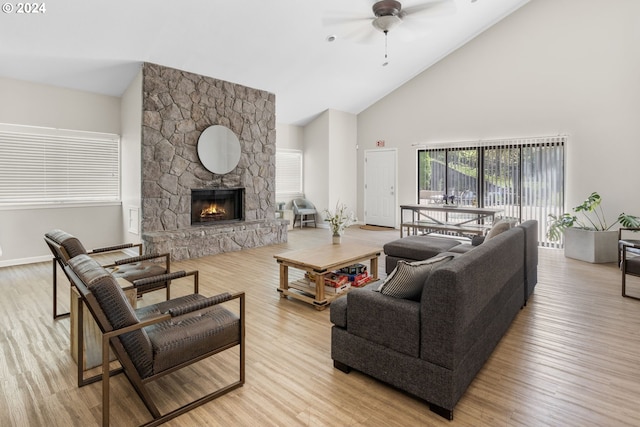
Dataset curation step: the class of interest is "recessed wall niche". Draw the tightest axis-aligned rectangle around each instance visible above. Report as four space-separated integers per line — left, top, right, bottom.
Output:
140 62 286 260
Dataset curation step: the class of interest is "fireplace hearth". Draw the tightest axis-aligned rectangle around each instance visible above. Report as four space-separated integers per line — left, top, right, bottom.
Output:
191 188 244 225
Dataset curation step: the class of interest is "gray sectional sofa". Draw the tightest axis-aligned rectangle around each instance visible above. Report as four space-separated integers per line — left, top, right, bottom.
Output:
330 220 538 420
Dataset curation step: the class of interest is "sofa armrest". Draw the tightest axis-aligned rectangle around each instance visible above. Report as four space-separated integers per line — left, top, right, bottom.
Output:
347 286 421 358
329 297 348 328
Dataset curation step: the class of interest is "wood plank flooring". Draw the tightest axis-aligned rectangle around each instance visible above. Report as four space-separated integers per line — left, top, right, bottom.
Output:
1 226 640 426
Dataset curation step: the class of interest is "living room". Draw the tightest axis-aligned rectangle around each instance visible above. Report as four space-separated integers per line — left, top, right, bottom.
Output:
1 0 640 425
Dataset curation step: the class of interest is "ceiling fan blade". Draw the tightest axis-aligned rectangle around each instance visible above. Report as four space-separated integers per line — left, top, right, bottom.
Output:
322 13 374 41
322 15 370 28
401 0 457 20
392 19 433 42
349 25 381 44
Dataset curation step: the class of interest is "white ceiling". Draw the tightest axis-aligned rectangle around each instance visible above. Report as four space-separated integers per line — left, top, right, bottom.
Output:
0 0 529 126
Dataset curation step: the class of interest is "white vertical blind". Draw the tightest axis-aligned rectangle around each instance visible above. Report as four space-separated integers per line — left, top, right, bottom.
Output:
418 135 566 247
0 124 120 205
275 149 303 198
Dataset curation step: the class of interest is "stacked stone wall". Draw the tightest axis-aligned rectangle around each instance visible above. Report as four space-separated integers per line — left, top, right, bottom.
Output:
140 62 286 260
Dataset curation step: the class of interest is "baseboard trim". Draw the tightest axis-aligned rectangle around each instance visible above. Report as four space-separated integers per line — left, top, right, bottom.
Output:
0 255 51 268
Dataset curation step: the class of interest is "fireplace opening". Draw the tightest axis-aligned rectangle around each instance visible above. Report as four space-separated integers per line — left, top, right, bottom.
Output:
191 188 244 225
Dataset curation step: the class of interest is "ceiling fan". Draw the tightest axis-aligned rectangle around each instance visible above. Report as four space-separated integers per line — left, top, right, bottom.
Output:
326 0 456 44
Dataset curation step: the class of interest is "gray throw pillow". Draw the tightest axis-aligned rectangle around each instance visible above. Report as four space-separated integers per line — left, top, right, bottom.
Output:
376 255 454 300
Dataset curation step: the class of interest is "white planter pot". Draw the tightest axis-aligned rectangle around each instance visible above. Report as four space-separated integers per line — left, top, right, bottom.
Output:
563 228 618 263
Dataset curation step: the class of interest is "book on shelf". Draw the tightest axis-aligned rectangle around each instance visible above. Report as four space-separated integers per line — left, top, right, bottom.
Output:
324 273 349 288
338 263 367 276
352 274 373 288
303 272 350 293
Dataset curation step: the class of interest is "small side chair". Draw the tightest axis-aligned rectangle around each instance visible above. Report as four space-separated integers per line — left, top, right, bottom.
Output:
292 198 317 229
619 227 640 299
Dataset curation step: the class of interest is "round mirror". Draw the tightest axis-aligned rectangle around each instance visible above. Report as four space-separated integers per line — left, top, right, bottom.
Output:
197 125 241 174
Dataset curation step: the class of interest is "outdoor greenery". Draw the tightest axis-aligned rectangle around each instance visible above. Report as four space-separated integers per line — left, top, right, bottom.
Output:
546 192 640 241
418 148 520 192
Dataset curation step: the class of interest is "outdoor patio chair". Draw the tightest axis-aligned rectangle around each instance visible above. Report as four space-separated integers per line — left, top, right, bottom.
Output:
619 227 640 299
45 229 172 319
292 198 317 228
65 254 245 427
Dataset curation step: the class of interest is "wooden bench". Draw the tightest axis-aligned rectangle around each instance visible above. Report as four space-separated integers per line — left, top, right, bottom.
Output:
401 221 489 238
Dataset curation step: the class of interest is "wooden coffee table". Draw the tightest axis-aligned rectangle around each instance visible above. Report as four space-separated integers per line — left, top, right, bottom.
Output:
274 243 381 310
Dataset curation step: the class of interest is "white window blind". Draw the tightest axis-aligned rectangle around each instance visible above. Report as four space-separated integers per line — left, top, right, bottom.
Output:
418 135 566 248
0 124 120 205
275 149 303 197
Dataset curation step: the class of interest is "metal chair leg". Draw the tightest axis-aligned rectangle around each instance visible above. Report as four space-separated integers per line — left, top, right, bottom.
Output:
53 258 70 320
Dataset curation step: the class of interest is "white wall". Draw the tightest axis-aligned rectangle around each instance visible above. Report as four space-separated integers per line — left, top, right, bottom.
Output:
327 110 357 216
302 109 358 223
0 77 120 132
0 78 123 266
276 122 303 150
356 0 640 225
120 69 143 244
303 110 331 216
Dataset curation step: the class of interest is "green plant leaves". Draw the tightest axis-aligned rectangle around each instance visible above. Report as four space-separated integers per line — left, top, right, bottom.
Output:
546 192 639 241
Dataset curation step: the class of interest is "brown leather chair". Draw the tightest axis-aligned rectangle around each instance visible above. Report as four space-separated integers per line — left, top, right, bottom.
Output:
45 229 172 319
619 227 640 299
65 254 244 426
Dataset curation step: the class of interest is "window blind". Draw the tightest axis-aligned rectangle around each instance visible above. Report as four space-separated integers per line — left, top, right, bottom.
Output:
0 124 120 205
418 136 566 247
275 149 303 198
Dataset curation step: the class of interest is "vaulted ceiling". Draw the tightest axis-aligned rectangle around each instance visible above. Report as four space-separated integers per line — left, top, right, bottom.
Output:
0 0 529 125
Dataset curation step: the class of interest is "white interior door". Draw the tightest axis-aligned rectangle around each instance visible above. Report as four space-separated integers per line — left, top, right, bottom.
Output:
364 149 397 228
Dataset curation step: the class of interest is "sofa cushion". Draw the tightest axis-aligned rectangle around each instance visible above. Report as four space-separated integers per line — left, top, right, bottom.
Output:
448 243 475 254
377 255 454 301
383 235 460 260
347 284 422 357
485 219 513 240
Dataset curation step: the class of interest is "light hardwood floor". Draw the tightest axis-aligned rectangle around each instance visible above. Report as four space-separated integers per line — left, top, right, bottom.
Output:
2 226 640 426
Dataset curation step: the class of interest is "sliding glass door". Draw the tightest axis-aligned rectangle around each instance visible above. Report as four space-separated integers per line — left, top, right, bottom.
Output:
418 137 565 247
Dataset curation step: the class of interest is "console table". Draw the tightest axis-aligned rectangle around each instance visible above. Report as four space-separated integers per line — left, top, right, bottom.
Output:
400 204 503 238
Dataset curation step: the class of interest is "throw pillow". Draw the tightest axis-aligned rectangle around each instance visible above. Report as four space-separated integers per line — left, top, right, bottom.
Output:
376 255 454 300
485 219 513 240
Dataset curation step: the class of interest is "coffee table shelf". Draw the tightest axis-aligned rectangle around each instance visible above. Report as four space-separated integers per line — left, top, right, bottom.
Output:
288 278 351 296
274 243 381 310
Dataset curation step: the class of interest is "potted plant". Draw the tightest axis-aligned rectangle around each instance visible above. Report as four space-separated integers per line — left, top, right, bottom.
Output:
547 192 640 263
323 202 356 244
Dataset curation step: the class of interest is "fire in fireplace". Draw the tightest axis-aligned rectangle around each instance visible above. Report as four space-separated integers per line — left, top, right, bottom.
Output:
191 188 244 225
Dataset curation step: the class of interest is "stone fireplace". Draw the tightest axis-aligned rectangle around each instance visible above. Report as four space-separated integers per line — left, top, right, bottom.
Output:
140 63 287 260
191 188 244 225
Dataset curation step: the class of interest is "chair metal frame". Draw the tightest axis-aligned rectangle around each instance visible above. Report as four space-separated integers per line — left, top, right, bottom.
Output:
65 264 245 427
619 227 640 300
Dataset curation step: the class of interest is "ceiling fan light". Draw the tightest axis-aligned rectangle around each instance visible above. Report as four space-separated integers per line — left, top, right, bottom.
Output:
372 15 402 32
